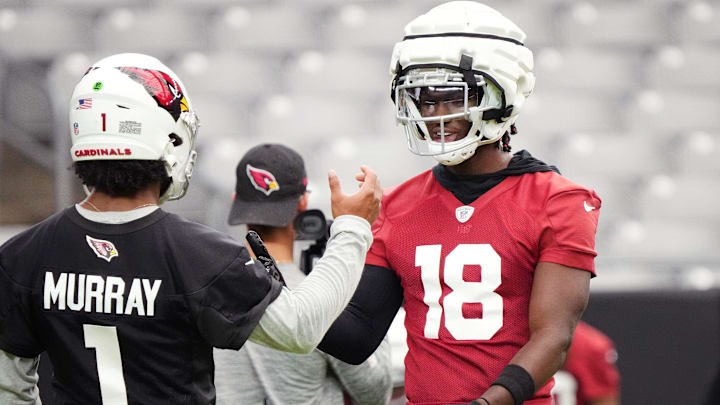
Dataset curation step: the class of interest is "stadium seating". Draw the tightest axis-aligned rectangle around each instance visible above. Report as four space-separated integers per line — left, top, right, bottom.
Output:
636 175 720 223
560 2 670 50
170 52 282 98
0 7 92 58
209 5 321 55
283 50 390 98
515 91 623 137
625 90 720 133
189 94 252 144
255 94 373 142
94 7 208 56
322 4 418 52
604 219 720 262
673 131 720 174
676 1 720 44
1 0 720 266
534 47 642 96
644 45 720 90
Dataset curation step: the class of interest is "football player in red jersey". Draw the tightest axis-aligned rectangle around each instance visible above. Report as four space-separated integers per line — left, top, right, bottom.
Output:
553 322 620 405
318 2 601 405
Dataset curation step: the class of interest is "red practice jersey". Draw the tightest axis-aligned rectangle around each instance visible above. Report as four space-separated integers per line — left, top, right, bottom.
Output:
365 169 601 405
560 322 620 405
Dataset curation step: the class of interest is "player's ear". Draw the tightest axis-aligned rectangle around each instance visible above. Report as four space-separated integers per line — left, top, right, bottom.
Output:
297 192 309 213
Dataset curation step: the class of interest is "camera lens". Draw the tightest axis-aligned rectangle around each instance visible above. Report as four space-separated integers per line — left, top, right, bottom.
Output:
301 216 323 233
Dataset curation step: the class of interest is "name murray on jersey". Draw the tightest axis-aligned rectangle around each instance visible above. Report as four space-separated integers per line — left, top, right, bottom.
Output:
43 272 161 317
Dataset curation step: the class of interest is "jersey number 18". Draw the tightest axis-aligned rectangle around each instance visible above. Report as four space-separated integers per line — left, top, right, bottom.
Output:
416 244 503 341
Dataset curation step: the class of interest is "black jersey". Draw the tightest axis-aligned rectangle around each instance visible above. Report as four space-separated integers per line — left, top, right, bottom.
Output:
0 207 283 405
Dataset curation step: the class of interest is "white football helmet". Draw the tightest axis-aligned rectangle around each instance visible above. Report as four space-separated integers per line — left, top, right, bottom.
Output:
69 53 200 202
390 1 535 165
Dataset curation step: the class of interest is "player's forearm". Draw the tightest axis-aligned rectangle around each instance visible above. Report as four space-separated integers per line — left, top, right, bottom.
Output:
481 327 573 405
318 265 404 364
249 215 372 353
511 326 573 387
0 351 41 405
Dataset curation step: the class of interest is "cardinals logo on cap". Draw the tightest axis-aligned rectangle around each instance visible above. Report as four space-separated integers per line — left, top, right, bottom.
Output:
86 235 119 262
246 164 280 196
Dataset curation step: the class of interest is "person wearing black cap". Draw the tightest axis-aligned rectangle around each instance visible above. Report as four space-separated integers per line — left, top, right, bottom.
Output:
215 144 393 405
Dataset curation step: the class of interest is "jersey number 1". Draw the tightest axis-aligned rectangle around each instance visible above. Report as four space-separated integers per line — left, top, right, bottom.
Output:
83 324 129 405
416 244 503 340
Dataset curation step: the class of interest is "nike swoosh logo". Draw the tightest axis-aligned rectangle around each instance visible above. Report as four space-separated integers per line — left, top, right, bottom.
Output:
584 201 596 212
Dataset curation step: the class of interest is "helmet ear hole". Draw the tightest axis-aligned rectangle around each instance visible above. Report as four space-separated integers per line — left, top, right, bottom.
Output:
168 133 183 147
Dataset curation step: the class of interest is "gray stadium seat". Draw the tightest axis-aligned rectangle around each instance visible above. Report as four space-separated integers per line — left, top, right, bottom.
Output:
672 131 720 174
626 90 720 133
190 95 252 144
676 1 720 44
255 94 373 142
94 7 209 55
636 175 720 223
515 91 623 137
283 50 389 98
0 8 93 58
604 219 720 262
170 52 282 98
645 46 720 90
552 132 666 178
323 4 417 53
560 2 670 49
534 47 642 96
209 5 321 55
2 61 54 138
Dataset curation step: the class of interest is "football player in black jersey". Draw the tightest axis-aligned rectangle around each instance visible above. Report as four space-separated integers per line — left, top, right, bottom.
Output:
0 53 381 405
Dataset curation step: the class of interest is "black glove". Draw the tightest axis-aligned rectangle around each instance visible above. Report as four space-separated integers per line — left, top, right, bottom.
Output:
246 230 287 287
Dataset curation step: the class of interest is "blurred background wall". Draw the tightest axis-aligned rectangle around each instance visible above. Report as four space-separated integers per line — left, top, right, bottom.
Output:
1 0 719 403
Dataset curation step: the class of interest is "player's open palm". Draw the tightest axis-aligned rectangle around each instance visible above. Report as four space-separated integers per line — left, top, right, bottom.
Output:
328 165 382 224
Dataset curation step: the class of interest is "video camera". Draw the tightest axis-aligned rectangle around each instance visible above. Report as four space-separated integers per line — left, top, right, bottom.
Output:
294 209 333 275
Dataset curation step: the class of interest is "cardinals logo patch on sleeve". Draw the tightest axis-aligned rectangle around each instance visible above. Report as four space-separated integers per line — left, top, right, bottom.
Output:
86 235 119 262
246 164 280 196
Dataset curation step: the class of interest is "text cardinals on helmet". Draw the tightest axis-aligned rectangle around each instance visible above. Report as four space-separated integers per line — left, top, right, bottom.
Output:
390 1 535 165
69 53 200 202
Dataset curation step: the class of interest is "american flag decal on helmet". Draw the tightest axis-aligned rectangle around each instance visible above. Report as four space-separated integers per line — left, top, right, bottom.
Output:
246 164 280 196
86 235 119 262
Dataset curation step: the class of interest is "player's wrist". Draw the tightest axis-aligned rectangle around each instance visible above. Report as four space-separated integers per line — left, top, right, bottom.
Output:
489 364 536 405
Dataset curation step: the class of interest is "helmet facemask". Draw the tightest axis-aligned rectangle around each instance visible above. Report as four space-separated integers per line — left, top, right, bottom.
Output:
394 66 509 165
161 108 200 202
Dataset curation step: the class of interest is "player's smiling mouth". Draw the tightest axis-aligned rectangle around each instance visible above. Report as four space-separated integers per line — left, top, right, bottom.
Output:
430 131 460 142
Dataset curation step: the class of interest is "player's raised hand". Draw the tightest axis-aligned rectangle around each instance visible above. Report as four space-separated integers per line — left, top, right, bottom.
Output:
329 166 382 224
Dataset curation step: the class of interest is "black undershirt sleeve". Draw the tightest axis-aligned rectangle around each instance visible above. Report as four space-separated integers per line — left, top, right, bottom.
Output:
318 264 404 365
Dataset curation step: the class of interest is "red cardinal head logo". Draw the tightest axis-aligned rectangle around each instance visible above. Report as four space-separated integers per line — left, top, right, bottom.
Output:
116 67 189 121
86 235 119 262
246 164 280 196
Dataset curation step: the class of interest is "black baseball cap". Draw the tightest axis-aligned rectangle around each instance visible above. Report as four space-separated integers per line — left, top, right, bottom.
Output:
228 143 308 227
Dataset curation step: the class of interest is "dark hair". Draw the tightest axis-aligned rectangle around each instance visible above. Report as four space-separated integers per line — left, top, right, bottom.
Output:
496 124 518 153
74 160 171 198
